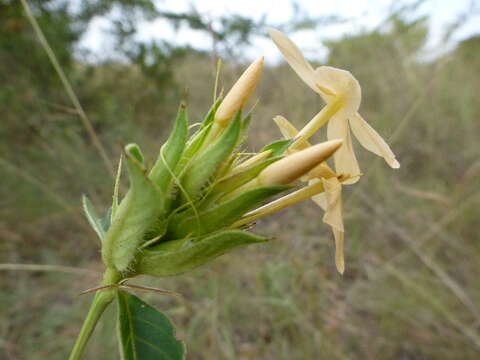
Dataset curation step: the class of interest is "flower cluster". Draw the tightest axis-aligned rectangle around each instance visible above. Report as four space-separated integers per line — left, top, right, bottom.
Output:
268 29 399 272
83 29 398 278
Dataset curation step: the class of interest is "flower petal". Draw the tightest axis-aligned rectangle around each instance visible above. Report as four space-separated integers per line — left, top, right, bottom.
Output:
268 29 332 95
321 177 344 233
309 179 328 210
349 113 400 169
310 177 345 274
273 115 299 139
273 115 311 152
322 177 345 274
327 117 360 184
314 66 361 116
309 163 337 180
332 228 345 274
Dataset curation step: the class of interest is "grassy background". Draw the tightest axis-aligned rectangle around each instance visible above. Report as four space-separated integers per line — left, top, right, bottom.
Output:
1 3 480 359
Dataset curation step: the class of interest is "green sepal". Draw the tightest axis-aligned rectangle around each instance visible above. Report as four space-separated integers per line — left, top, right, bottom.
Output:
237 113 252 145
117 291 186 360
100 207 112 233
207 156 281 199
136 230 267 277
142 218 169 248
111 154 123 221
125 143 145 164
260 138 293 157
82 195 106 242
167 185 289 238
175 98 222 175
212 152 237 181
242 113 252 133
102 145 162 272
149 103 188 196
175 124 211 176
180 111 241 201
200 96 222 129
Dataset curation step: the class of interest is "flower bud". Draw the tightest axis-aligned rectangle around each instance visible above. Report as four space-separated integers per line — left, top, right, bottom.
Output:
258 139 343 185
215 57 264 126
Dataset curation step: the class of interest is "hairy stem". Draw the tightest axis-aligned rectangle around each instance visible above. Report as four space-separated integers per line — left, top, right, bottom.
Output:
68 268 121 360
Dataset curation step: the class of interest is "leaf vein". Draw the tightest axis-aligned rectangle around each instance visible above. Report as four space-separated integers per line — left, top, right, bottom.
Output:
134 335 174 360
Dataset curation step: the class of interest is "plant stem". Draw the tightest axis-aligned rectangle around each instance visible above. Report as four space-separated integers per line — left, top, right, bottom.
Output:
68 268 121 360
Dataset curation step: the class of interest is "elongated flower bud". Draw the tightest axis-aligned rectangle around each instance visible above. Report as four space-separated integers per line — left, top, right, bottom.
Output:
215 57 264 126
221 139 342 201
259 139 343 185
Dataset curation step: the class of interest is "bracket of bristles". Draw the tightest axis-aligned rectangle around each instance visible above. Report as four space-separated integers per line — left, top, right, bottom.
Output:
78 279 182 298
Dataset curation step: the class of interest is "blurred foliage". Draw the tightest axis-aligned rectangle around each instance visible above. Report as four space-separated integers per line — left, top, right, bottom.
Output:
326 14 428 65
160 8 260 58
1 0 480 359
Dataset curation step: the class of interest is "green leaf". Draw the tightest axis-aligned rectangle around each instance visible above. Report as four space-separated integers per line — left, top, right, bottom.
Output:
117 291 186 360
102 145 162 271
180 111 241 201
168 185 289 238
260 139 293 157
137 230 267 277
82 195 106 242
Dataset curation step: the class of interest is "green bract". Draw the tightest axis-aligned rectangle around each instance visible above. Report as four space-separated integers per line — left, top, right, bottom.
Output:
89 102 290 277
136 230 267 277
102 143 162 272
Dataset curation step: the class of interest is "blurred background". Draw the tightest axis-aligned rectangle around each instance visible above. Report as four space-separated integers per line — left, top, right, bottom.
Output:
1 0 479 359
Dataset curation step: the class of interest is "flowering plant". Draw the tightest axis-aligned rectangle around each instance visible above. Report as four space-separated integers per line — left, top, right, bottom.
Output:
69 29 398 360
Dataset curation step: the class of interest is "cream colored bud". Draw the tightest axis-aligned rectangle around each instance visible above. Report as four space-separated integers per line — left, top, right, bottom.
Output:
258 139 343 185
215 57 264 126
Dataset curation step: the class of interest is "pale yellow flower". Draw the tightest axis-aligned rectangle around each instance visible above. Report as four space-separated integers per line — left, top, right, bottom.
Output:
269 29 399 184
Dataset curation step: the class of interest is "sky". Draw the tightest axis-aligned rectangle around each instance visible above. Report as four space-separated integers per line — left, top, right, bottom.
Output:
80 0 480 62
